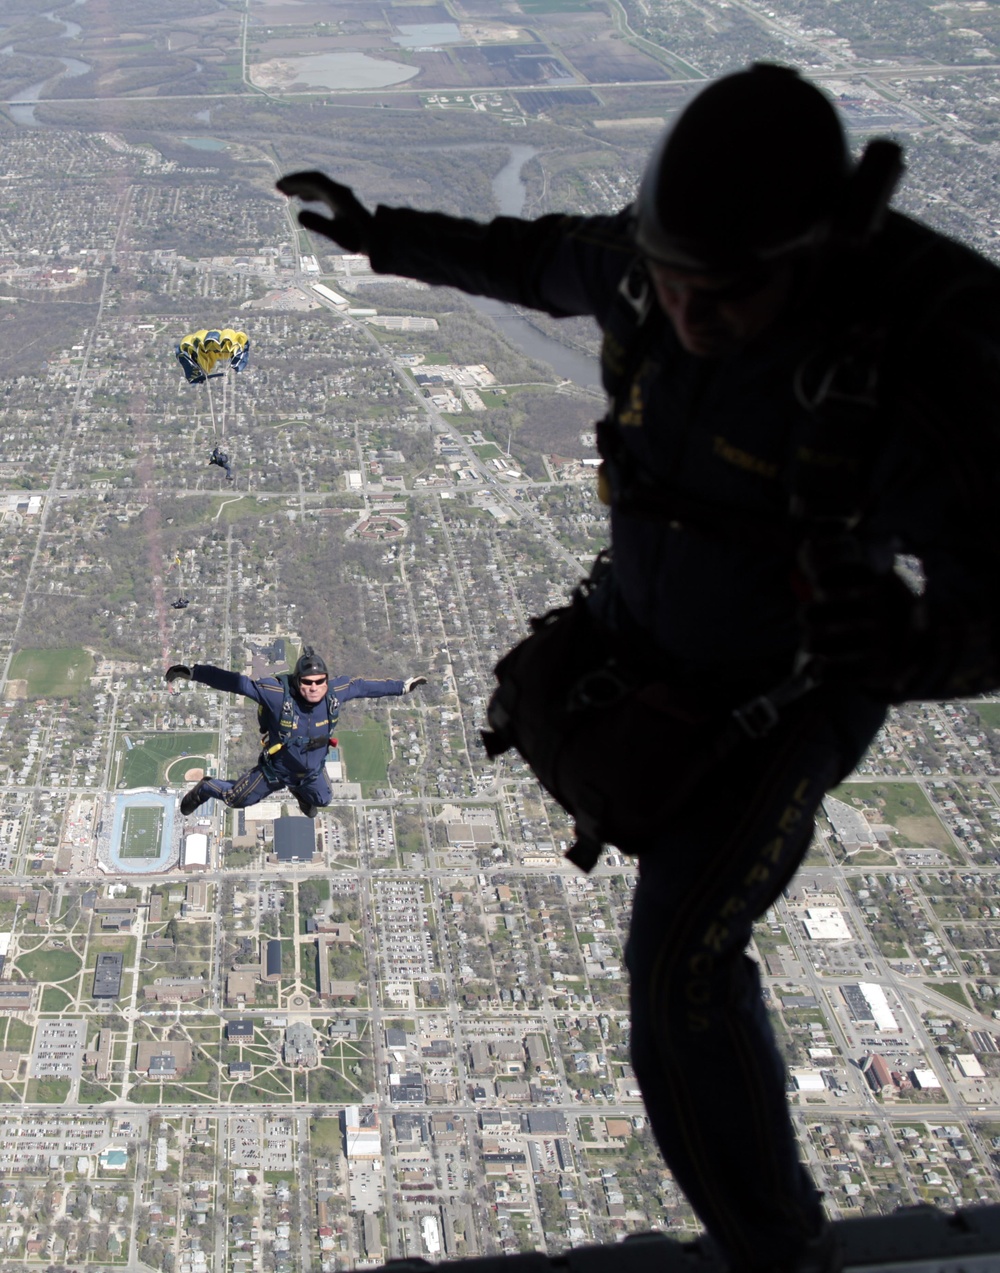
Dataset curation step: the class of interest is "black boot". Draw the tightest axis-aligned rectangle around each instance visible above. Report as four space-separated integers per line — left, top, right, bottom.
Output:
295 792 318 819
180 780 211 816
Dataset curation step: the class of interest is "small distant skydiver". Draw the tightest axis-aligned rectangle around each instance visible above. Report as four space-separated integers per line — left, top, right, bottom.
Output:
209 445 234 482
166 646 427 819
171 598 190 610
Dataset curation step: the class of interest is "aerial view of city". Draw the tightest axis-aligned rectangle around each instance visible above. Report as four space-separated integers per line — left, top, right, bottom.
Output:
0 0 999 1270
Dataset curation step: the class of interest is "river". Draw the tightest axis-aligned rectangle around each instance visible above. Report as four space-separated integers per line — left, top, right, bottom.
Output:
469 145 602 391
7 3 90 126
5 23 601 390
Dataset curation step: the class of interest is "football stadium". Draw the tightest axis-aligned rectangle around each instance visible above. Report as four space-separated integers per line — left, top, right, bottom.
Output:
98 791 180 874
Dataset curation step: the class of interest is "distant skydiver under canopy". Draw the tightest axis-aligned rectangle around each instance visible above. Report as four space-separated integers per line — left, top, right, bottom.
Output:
175 328 250 386
167 647 427 819
176 328 249 443
209 445 234 481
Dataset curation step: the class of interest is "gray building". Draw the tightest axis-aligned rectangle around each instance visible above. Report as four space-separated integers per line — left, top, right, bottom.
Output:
93 953 123 999
283 1022 318 1067
274 817 316 863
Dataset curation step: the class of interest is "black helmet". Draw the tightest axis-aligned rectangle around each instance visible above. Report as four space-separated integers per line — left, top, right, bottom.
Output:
635 64 851 273
294 646 328 681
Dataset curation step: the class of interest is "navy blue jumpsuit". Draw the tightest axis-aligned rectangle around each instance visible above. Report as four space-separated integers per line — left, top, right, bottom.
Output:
365 202 1000 1267
190 665 405 809
209 447 234 481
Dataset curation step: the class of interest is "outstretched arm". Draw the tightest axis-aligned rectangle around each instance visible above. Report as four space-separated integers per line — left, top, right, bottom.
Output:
276 169 635 322
329 674 424 703
190 664 264 702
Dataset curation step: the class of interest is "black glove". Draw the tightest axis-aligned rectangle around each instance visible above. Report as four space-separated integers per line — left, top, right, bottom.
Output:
404 676 427 693
798 536 917 688
275 171 373 254
165 664 192 684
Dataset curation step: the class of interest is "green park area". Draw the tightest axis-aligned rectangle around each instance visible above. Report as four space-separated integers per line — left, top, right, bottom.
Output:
79 1080 116 1104
473 442 503 461
0 1019 33 1050
26 1077 71 1103
309 1117 342 1153
932 982 971 1009
117 731 217 788
41 987 73 1012
9 647 93 697
215 495 279 524
15 948 81 982
338 718 389 795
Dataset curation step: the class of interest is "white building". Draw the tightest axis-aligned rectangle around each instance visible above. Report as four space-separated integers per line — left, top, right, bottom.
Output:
911 1068 941 1090
803 907 852 941
421 1216 441 1256
181 833 209 871
790 1070 826 1092
312 282 348 307
342 1106 382 1160
243 800 284 822
858 982 899 1032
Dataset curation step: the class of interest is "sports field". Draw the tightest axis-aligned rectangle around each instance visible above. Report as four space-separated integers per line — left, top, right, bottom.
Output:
108 792 176 874
117 731 217 788
121 805 165 859
338 718 390 793
165 756 208 782
9 647 94 697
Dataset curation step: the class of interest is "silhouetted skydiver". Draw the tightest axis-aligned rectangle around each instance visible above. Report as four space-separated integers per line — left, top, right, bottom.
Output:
279 63 1000 1273
209 445 234 481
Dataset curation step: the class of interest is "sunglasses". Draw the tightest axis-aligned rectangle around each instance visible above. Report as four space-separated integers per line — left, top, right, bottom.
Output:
300 676 328 686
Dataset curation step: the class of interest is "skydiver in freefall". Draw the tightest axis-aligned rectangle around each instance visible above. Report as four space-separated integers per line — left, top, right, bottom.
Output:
167 647 427 819
209 445 234 481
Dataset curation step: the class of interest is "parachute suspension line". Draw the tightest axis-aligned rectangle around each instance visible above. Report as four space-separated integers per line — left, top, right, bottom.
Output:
207 376 219 440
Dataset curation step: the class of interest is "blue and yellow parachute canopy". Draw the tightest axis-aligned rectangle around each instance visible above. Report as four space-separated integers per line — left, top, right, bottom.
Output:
175 328 250 385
